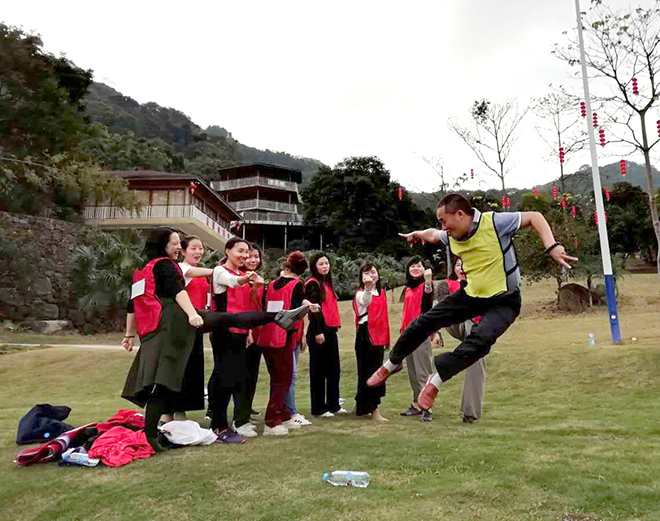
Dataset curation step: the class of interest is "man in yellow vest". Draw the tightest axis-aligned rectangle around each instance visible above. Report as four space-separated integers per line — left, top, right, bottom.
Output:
367 193 577 412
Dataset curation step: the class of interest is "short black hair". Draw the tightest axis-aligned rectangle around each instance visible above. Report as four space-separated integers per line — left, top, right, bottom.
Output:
437 193 474 215
405 256 426 285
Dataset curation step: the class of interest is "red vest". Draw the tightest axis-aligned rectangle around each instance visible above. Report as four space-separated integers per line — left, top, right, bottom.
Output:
186 276 210 311
445 279 482 324
248 283 265 345
211 266 251 334
305 277 341 328
132 257 182 339
353 288 390 347
257 278 304 349
401 283 425 334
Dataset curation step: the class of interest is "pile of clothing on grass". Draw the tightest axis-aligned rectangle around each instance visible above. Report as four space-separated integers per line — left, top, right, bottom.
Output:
14 404 217 468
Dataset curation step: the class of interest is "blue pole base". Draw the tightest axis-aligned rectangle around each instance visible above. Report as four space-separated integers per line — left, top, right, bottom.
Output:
604 274 622 344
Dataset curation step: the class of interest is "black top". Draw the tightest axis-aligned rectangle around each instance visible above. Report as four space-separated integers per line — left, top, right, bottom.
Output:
304 278 338 336
127 259 185 313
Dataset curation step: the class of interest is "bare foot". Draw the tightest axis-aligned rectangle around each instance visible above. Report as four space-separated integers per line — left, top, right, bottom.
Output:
372 409 389 423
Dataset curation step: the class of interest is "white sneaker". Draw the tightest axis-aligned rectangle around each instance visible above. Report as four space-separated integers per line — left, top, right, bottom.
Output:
263 424 289 436
236 423 258 437
334 408 348 415
319 411 334 418
291 413 312 426
282 418 302 429
339 398 346 406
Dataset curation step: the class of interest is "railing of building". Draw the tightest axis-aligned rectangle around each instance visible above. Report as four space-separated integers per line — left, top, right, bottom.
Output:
83 204 234 239
212 176 298 192
232 199 297 212
242 211 303 223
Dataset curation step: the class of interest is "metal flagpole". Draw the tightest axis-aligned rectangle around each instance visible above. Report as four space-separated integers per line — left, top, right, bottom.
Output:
574 0 622 344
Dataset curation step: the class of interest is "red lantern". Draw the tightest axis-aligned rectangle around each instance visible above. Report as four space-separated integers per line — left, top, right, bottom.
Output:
189 182 197 195
571 205 577 219
620 159 627 177
501 195 506 208
657 119 660 139
632 77 639 95
594 211 598 225
580 101 587 117
533 187 538 199
506 197 511 209
398 186 403 201
552 186 558 200
599 128 606 147
561 196 567 209
559 147 565 164
604 188 611 201
471 169 474 179
592 112 598 128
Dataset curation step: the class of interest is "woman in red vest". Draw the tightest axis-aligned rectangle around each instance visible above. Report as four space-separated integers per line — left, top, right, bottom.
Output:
400 256 436 422
257 251 319 435
244 244 266 424
122 229 310 450
353 262 390 422
170 235 210 423
305 252 345 418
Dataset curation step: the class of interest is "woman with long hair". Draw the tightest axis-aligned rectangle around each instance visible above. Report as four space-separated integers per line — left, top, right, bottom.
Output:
400 256 436 422
353 262 390 422
244 244 265 423
305 252 345 418
122 229 310 450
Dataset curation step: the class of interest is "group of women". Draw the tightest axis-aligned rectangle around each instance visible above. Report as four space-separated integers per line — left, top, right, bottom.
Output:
121 227 485 452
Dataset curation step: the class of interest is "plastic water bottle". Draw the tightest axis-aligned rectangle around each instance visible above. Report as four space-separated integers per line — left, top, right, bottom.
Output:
61 449 100 467
588 332 596 346
323 471 370 488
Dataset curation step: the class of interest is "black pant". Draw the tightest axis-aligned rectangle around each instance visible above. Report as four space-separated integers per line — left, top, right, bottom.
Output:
209 330 251 431
308 329 341 416
390 289 521 382
246 344 262 411
145 385 178 440
199 310 277 333
355 324 385 416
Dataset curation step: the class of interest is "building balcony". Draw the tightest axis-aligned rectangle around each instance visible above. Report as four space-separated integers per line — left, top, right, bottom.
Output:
212 176 299 193
232 199 297 212
242 211 304 225
84 204 235 251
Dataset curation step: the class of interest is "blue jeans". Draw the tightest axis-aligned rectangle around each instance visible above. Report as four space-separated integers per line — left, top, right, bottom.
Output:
285 345 301 415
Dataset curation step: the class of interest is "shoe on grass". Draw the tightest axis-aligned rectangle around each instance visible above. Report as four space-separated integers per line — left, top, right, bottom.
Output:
263 424 289 436
400 405 423 417
366 363 402 387
282 418 302 429
319 411 334 418
462 416 479 424
420 410 434 422
214 428 245 444
290 413 312 426
274 304 310 330
333 408 349 415
236 423 258 437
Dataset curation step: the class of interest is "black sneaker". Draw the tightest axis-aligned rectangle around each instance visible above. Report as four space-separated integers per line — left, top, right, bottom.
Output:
462 416 479 424
420 410 434 422
400 405 423 417
274 304 310 330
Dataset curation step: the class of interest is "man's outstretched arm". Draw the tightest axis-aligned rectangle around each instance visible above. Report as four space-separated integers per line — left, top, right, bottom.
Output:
399 228 442 247
520 212 578 269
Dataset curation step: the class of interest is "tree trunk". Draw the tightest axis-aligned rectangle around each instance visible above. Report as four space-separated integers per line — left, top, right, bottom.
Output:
638 112 660 288
587 274 593 308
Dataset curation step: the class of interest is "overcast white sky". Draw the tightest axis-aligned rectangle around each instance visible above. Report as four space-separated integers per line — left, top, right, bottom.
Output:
3 0 644 192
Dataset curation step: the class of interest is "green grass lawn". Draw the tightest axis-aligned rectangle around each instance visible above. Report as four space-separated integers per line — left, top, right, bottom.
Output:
1 275 659 521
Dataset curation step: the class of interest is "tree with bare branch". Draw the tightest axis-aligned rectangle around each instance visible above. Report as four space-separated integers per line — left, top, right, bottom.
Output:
534 86 588 193
448 98 529 192
554 0 660 284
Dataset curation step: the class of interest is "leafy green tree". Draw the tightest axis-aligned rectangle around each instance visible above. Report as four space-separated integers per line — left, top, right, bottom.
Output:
301 156 430 257
0 23 92 156
72 229 144 332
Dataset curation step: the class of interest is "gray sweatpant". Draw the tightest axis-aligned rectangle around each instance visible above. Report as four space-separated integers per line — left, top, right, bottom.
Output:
458 320 486 420
405 337 434 404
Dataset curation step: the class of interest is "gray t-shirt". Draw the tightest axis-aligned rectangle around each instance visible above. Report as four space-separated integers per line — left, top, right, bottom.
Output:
436 209 522 293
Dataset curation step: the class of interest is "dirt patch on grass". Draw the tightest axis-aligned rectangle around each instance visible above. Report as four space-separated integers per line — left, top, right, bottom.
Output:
0 344 52 355
560 514 603 521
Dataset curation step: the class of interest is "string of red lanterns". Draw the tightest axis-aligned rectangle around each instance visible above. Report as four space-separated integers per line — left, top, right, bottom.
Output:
398 186 403 201
559 147 565 163
571 205 577 219
533 186 538 199
632 77 639 95
561 195 567 209
471 168 474 179
552 186 558 200
604 188 611 201
598 127 606 147
620 159 627 177
592 112 598 128
580 101 587 117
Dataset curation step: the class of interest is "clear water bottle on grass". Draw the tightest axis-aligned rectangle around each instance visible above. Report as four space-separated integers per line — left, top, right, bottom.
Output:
588 332 596 346
323 471 370 488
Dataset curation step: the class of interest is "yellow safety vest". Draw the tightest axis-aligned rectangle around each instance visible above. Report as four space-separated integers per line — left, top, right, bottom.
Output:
448 212 508 298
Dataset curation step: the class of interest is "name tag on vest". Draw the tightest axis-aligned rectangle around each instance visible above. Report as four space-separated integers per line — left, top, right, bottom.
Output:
131 279 146 300
267 300 284 312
